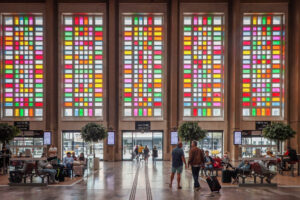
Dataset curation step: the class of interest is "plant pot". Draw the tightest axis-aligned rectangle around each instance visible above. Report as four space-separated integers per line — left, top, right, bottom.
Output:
94 157 100 170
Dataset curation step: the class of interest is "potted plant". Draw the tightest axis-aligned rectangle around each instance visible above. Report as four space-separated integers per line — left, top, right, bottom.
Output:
262 122 296 153
0 123 20 147
178 122 207 148
81 123 107 170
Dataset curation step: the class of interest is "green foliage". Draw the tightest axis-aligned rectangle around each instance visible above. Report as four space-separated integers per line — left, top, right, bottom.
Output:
0 123 20 144
178 122 207 142
81 123 108 143
263 122 296 141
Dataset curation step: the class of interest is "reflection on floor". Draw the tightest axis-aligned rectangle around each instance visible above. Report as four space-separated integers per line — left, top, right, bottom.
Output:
0 161 299 200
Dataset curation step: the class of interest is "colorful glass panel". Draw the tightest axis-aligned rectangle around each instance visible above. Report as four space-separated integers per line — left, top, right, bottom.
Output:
62 14 104 118
182 14 224 118
2 14 44 118
122 15 164 118
242 14 285 117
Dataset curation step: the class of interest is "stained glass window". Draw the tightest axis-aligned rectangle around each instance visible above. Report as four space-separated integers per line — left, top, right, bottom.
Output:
1 14 44 118
122 14 164 118
62 14 104 118
242 14 285 117
182 14 224 118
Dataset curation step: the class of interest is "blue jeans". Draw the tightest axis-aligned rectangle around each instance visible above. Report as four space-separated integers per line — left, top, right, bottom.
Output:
41 169 56 181
192 166 201 188
153 157 157 165
65 163 73 177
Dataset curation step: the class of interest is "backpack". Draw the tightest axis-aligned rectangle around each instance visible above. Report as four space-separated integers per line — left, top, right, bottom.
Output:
9 171 22 183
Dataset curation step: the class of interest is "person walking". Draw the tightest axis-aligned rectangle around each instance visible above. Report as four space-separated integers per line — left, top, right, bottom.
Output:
170 141 187 189
152 146 158 165
144 145 150 163
188 140 205 191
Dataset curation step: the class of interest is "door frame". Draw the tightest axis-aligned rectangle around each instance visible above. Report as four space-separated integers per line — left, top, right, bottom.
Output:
121 130 164 161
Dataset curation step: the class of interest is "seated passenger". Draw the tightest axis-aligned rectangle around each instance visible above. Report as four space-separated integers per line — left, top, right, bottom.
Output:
73 153 86 177
63 152 74 177
72 152 77 161
257 161 276 184
222 152 233 169
232 160 251 183
38 154 58 184
204 151 214 170
283 147 298 169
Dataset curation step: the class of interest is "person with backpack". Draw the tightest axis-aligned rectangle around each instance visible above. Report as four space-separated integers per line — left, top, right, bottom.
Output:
144 145 150 163
152 146 158 165
282 146 298 170
188 140 205 191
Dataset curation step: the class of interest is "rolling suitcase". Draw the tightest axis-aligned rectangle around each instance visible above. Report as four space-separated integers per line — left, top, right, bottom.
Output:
206 176 221 192
222 169 232 183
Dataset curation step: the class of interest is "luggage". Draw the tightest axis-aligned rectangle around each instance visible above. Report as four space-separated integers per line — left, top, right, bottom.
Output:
54 165 65 182
206 176 221 192
73 165 84 176
222 170 232 183
9 171 22 183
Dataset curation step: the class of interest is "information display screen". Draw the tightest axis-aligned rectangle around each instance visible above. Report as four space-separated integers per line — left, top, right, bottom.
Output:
171 132 178 145
234 131 242 145
107 131 115 145
43 131 51 145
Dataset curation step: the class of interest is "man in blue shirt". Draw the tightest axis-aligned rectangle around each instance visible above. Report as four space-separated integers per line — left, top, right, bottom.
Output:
169 141 187 189
63 152 74 177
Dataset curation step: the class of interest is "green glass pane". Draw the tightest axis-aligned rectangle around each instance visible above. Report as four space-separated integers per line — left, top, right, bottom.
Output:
184 27 192 31
124 98 132 102
134 17 138 25
65 93 72 97
65 37 73 41
262 16 266 24
95 27 103 31
65 32 73 36
79 109 83 116
24 17 28 25
154 93 161 97
272 69 280 73
207 17 212 25
15 103 19 107
243 97 250 102
20 109 24 117
252 108 256 116
213 36 221 40
203 109 207 116
139 109 142 116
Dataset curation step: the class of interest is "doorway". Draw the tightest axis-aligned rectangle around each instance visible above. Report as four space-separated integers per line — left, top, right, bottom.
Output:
122 131 163 160
62 131 104 160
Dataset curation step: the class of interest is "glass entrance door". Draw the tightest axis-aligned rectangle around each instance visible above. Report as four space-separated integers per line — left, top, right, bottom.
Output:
122 131 163 160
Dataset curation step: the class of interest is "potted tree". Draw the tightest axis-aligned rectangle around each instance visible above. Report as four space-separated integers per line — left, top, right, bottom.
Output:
81 123 107 170
178 121 207 149
262 122 296 153
0 123 20 147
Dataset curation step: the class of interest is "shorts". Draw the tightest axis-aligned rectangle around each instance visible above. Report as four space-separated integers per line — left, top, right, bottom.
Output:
172 166 183 174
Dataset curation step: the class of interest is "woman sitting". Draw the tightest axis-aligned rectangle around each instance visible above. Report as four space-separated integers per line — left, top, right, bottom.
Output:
73 153 86 177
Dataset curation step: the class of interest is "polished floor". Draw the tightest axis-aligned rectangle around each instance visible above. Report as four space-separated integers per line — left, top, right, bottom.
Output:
1 161 300 200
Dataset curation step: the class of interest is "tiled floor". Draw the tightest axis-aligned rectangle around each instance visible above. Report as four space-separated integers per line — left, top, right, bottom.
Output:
0 161 300 200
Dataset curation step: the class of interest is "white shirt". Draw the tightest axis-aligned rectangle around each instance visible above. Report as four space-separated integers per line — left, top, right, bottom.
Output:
48 147 57 157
